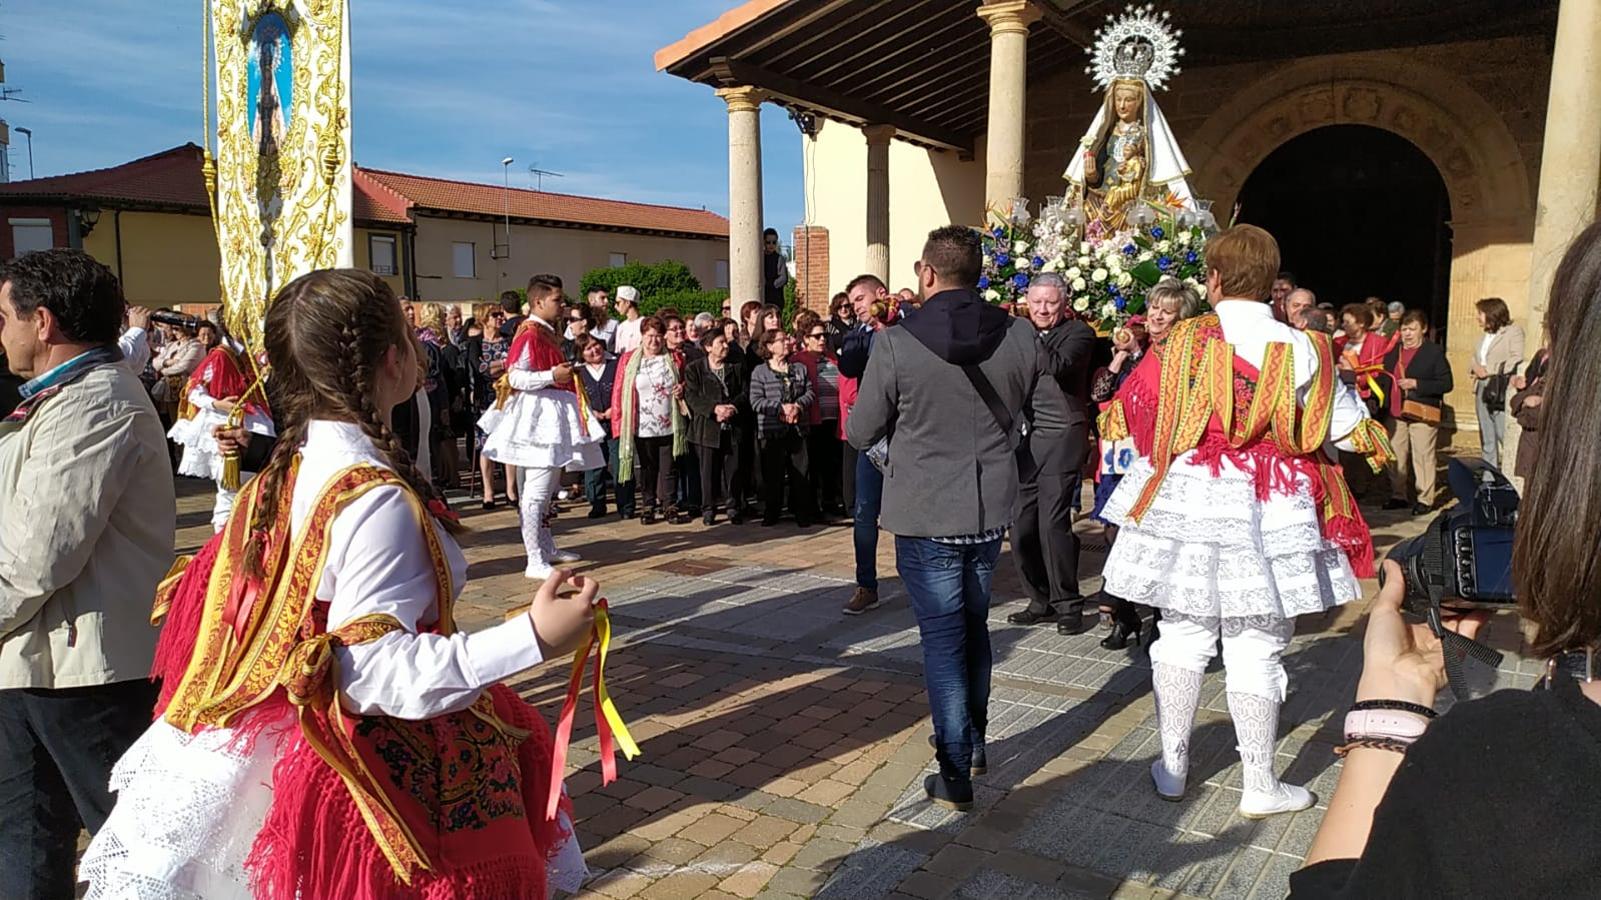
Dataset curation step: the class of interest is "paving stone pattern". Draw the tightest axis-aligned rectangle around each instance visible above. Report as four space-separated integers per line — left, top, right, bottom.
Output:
165 470 1539 900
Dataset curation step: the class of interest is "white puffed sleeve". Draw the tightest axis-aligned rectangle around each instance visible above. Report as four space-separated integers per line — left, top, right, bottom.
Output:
506 349 556 392
323 485 544 719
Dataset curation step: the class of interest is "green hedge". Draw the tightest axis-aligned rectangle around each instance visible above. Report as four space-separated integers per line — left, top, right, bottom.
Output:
578 260 701 300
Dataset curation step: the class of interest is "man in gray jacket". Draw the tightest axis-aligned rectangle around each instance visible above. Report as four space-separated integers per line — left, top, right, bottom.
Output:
0 249 175 897
847 225 1038 812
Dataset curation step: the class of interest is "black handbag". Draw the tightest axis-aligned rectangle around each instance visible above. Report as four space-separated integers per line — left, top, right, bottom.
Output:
1481 369 1512 411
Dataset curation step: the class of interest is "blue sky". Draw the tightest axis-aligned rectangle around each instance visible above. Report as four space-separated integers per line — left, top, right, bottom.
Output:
1 0 805 234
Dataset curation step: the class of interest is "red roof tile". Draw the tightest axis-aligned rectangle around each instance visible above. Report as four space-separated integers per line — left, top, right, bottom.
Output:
359 168 729 238
0 146 726 238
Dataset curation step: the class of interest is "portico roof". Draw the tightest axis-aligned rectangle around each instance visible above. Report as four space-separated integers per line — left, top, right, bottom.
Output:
656 0 1556 155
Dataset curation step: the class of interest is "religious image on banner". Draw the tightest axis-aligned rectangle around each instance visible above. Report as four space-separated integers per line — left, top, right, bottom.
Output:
210 0 353 354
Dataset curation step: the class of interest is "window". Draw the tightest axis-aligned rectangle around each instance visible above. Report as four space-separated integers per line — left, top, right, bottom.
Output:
714 259 730 290
451 241 476 278
369 234 397 276
608 252 627 268
10 218 53 254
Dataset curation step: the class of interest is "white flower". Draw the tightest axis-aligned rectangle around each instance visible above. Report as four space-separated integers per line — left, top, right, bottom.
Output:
1073 295 1089 312
1117 271 1133 287
1077 255 1092 268
983 254 993 267
983 288 1001 302
1101 302 1117 319
1013 240 1029 255
1072 277 1087 292
1138 250 1154 263
1016 256 1032 271
1106 255 1122 274
1091 268 1108 283
1155 240 1171 253
1079 241 1092 255
1065 266 1081 279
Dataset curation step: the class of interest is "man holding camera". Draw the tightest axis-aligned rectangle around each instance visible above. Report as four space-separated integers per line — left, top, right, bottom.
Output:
0 249 176 896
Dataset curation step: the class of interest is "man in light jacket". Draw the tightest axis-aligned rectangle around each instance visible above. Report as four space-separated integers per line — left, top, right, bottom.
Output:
847 225 1039 813
0 249 176 897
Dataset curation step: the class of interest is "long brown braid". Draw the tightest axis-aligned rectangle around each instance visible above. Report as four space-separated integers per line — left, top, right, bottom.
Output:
242 269 459 579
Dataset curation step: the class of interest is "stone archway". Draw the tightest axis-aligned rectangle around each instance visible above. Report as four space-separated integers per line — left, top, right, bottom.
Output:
1186 52 1536 432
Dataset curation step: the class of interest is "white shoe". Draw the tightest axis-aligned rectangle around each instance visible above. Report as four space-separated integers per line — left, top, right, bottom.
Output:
1238 783 1315 819
549 549 581 564
1150 759 1186 801
524 561 554 580
557 489 572 501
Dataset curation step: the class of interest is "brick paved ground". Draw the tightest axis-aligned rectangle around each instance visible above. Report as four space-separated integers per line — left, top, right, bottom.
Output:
168 466 1537 900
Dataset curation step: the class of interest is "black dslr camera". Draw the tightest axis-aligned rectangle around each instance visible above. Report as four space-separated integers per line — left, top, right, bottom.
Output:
1383 458 1518 689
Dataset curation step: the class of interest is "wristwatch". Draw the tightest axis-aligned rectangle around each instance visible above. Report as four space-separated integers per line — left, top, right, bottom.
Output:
1344 709 1430 743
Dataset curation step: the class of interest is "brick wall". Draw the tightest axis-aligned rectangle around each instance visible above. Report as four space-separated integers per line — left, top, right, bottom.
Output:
791 225 830 314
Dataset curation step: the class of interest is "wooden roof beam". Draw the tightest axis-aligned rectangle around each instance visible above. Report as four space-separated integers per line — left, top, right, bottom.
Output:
708 56 973 154
1033 0 1101 48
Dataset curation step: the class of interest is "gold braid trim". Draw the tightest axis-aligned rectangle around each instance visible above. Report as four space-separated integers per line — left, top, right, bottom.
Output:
1347 418 1396 472
1098 399 1130 442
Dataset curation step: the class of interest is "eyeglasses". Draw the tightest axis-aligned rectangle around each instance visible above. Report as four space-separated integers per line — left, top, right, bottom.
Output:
807 331 826 339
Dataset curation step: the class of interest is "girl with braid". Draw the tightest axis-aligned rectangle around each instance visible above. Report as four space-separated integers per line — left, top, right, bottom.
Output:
82 269 595 898
479 274 605 577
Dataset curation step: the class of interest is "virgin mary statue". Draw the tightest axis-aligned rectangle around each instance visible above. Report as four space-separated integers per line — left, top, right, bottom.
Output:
1063 7 1196 233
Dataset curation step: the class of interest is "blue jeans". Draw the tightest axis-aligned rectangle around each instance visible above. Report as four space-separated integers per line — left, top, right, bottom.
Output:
896 535 1002 780
853 452 884 590
588 437 636 516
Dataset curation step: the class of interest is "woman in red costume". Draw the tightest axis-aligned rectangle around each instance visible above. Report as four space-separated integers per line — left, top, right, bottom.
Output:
82 270 595 898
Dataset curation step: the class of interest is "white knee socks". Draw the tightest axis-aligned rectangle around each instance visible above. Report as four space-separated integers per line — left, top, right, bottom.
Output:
1152 663 1203 786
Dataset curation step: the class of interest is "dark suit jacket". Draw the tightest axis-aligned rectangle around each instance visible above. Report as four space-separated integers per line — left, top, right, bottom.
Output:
683 356 747 448
1382 339 1454 413
1020 318 1095 477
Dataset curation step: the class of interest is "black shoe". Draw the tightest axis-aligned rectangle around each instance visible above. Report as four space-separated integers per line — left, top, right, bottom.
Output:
666 507 691 525
587 507 607 519
730 509 746 525
761 516 780 527
702 511 716 526
618 509 635 520
1055 607 1097 636
1382 498 1410 511
1007 607 1059 626
1411 502 1431 516
481 499 497 510
926 735 987 777
642 510 658 525
923 772 974 811
1100 601 1143 650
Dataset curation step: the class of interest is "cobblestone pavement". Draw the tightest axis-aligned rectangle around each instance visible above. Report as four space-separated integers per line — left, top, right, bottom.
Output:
170 469 1536 900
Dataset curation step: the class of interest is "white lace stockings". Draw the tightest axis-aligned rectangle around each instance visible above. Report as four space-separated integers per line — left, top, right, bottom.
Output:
1227 690 1289 799
1152 663 1203 780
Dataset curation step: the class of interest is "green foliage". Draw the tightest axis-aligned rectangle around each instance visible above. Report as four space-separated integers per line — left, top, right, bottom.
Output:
578 260 702 300
639 289 728 319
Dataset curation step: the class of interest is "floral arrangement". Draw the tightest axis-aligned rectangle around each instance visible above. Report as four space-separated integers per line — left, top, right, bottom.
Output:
978 204 1042 308
1044 215 1210 332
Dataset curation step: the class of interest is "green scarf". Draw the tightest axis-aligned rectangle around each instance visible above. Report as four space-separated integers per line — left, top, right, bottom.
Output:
616 350 687 483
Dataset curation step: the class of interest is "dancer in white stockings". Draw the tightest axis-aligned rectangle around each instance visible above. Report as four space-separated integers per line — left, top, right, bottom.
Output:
479 274 604 578
1097 226 1392 818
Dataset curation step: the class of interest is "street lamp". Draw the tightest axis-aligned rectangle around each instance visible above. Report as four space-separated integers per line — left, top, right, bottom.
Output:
15 126 33 180
498 156 514 260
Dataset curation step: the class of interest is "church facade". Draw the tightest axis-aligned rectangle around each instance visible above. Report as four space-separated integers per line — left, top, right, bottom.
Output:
658 0 1582 434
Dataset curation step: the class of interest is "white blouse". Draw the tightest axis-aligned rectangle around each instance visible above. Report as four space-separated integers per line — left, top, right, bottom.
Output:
295 420 543 719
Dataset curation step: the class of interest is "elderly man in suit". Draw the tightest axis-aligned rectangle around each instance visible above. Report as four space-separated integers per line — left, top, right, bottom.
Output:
1006 272 1095 633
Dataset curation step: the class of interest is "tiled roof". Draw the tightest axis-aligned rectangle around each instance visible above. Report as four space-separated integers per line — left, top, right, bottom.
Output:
0 143 413 225
0 146 728 238
359 168 729 238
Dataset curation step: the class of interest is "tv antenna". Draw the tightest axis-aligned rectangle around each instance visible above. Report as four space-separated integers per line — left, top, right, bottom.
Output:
0 88 26 103
527 162 564 191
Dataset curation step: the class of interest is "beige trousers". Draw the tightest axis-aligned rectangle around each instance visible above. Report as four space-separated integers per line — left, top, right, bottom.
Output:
1388 418 1439 504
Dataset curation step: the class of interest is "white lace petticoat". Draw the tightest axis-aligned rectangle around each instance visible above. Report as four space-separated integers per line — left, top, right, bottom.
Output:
80 712 590 898
1099 452 1360 620
167 409 275 481
479 389 604 471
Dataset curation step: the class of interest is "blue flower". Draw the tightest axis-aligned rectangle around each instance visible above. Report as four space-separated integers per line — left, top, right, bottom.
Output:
1031 256 1045 269
991 226 1006 239
1186 251 1199 264
1150 226 1165 239
995 252 1011 267
1122 244 1137 257
1158 256 1172 270
1012 273 1030 289
1114 296 1128 311
978 275 991 290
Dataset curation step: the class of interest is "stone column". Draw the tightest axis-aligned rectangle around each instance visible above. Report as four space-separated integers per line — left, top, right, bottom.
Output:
977 1 1042 210
864 124 895 284
1526 0 1601 341
718 85 767 305
1508 0 1601 482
